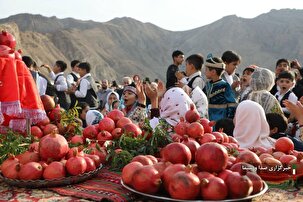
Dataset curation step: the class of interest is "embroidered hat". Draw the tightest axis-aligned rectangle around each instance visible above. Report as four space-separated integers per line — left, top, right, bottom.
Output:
123 83 137 96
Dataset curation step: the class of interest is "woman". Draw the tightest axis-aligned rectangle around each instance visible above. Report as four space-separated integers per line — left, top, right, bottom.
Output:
248 67 283 115
233 100 276 149
105 91 119 112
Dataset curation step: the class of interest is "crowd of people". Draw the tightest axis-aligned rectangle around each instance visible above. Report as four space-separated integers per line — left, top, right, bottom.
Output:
22 50 303 151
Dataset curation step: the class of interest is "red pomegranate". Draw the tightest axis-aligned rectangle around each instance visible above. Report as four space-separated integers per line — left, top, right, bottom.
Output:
162 164 186 191
226 172 253 199
116 117 132 128
195 142 228 173
200 176 228 200
1 155 19 173
0 30 16 49
217 169 233 181
246 172 264 195
31 126 43 138
39 133 69 161
40 95 55 112
211 131 224 143
65 147 84 159
42 124 59 136
98 117 115 132
132 165 161 194
70 135 84 145
185 103 200 123
107 109 125 123
29 142 39 152
18 162 43 180
66 154 87 176
131 155 153 165
48 107 65 123
145 155 158 164
84 154 102 167
152 161 172 176
171 133 183 142
199 118 214 133
280 155 297 165
197 171 215 181
121 161 143 185
16 150 40 164
174 117 189 136
83 125 98 139
186 122 204 139
84 156 96 172
36 117 50 129
43 161 66 179
236 150 262 167
198 133 216 144
275 137 294 154
181 136 200 162
168 170 201 200
161 142 192 165
111 128 123 139
2 162 20 179
122 123 142 137
230 162 256 175
97 130 113 145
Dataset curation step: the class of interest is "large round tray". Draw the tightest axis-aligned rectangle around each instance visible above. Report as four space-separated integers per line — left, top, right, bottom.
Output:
121 180 268 202
0 164 102 188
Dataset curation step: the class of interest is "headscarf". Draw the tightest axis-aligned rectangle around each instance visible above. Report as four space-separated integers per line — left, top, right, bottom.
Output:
86 110 103 126
233 100 276 149
159 87 194 126
248 67 283 114
105 91 119 112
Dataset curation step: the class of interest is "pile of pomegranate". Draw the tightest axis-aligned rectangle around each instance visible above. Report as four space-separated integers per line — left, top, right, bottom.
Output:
121 104 303 200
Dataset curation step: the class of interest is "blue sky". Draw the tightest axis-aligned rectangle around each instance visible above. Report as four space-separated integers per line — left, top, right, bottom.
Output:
1 0 303 31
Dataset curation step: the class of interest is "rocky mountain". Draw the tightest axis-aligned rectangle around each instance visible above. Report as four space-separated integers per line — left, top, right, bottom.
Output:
0 9 303 83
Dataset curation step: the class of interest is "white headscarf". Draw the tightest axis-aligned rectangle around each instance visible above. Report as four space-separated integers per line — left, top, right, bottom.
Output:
233 100 276 149
159 87 194 126
105 91 120 112
86 110 103 126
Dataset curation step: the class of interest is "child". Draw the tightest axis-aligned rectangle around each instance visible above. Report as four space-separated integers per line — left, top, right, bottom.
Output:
214 118 234 137
274 71 298 117
239 65 258 102
221 50 241 98
104 91 119 112
204 56 237 121
266 113 303 151
270 58 290 95
73 62 98 108
43 60 70 110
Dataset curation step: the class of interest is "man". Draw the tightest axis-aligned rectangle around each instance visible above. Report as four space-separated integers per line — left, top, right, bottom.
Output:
166 50 184 89
97 79 112 108
67 60 80 109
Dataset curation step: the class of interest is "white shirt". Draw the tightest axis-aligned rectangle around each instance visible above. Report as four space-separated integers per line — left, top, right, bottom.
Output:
49 71 68 92
183 71 205 91
38 76 47 96
66 71 80 87
223 71 233 85
75 73 92 98
275 90 298 114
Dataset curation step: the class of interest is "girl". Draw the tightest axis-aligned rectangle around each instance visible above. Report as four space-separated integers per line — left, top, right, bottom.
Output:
105 91 119 112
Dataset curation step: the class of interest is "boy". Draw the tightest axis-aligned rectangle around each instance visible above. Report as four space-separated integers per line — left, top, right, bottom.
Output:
270 58 290 95
204 56 237 121
266 113 303 151
67 60 80 109
166 50 184 89
43 61 70 110
274 71 298 118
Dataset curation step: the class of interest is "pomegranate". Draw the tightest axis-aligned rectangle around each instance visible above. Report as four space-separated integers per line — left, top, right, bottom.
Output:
43 161 66 179
197 171 215 181
31 126 43 138
272 151 286 160
131 155 153 165
39 133 69 161
152 162 172 176
195 142 228 173
185 103 200 123
212 131 224 143
29 142 39 152
48 107 64 123
259 153 273 162
217 169 233 181
18 162 43 180
36 117 50 129
168 170 200 200
42 124 59 136
262 157 282 167
230 162 256 175
162 164 186 191
226 172 253 198
83 125 98 139
280 155 297 165
1 155 19 173
161 142 192 165
200 176 228 200
198 133 216 144
171 133 183 142
16 150 40 164
132 165 161 194
66 154 87 176
70 135 84 145
40 95 55 112
236 150 262 167
0 30 16 49
181 136 200 162
246 172 264 195
97 130 113 145
174 117 189 136
121 161 143 185
2 162 20 179
116 117 132 128
199 118 214 133
84 154 102 167
228 136 239 145
84 156 96 172
145 155 158 164
88 145 107 164
107 109 125 123
65 147 84 159
122 123 142 137
186 122 204 139
98 117 115 132
275 137 294 154
249 146 267 156
111 128 123 139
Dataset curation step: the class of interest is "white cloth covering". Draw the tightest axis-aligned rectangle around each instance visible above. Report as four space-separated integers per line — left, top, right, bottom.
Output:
233 100 276 149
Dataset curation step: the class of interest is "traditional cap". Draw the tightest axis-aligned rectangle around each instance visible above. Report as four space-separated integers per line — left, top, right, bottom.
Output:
205 53 225 69
123 83 137 96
